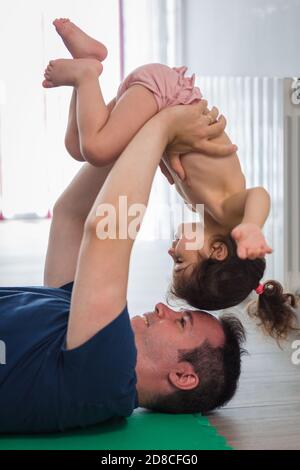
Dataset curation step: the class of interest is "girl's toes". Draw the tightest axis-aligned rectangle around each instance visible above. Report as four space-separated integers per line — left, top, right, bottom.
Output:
53 18 70 31
42 79 55 89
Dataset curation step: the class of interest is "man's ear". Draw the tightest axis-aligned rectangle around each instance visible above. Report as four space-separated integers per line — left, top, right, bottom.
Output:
210 241 228 261
168 361 199 391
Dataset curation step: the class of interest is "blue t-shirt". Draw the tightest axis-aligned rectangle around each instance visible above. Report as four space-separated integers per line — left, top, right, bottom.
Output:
0 282 138 433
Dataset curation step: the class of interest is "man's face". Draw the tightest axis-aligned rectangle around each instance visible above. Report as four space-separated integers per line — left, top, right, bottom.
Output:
131 303 225 388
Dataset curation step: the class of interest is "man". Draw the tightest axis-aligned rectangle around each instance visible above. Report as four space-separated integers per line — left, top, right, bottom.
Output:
0 103 245 433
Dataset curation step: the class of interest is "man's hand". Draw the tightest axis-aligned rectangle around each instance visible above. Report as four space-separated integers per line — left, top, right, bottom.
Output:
231 223 273 260
165 101 237 157
160 101 237 181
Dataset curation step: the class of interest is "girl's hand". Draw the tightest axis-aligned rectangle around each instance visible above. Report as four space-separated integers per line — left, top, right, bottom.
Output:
231 223 273 260
165 101 237 158
159 160 175 185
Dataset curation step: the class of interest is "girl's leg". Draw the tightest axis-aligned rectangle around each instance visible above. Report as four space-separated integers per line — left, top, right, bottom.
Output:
77 84 158 166
64 88 116 162
44 58 158 166
46 18 109 162
44 58 108 156
65 89 84 161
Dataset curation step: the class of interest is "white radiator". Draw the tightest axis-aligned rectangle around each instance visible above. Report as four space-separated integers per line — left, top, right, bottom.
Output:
284 78 300 292
198 76 286 286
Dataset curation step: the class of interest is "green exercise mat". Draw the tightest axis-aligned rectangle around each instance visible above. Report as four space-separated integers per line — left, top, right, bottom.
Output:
0 409 232 450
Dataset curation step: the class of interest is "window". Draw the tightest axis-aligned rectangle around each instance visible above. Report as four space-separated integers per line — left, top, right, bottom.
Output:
0 0 120 218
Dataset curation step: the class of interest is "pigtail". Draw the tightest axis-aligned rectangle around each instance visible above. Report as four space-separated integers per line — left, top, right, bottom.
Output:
248 280 299 341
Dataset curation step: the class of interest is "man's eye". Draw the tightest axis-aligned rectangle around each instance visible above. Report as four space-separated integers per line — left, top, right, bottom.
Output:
180 317 186 328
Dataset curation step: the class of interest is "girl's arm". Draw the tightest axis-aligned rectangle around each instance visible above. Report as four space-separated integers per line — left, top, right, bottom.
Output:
221 187 271 228
220 187 273 260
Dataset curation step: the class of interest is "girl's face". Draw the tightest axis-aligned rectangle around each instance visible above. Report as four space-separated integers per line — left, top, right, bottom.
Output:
168 222 213 280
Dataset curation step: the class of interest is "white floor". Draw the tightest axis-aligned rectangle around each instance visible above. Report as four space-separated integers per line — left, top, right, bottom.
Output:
0 219 300 449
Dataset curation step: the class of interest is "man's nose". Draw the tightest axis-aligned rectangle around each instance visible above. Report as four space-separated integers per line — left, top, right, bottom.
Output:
155 303 179 319
168 247 175 259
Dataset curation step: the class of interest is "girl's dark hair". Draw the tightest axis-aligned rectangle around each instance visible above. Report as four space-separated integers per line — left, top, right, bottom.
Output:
172 234 299 341
248 280 297 340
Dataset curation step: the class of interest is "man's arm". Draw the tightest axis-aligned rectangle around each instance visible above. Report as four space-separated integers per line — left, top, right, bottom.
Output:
44 97 122 288
66 103 228 350
44 163 113 288
107 97 117 114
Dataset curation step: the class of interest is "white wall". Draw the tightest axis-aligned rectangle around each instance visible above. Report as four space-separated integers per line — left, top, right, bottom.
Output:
183 0 300 77
123 0 167 72
0 0 120 217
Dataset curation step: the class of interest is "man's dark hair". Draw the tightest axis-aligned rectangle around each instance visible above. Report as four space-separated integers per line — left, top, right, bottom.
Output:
148 315 247 414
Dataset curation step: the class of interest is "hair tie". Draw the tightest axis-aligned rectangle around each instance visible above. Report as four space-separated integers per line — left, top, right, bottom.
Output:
256 283 265 295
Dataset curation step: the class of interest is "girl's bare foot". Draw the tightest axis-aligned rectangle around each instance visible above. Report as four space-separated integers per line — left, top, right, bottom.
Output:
53 18 108 62
42 58 103 89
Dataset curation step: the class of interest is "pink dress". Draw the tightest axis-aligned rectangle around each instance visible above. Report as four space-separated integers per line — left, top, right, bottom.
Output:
116 63 202 111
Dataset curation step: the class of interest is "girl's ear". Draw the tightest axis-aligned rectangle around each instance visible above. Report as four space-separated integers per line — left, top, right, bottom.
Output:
210 242 228 261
